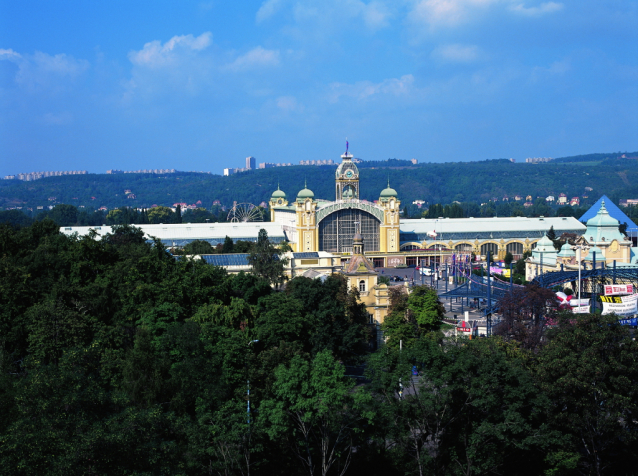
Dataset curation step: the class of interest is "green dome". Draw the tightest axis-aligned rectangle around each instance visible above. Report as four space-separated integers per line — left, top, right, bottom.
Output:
534 234 555 252
380 187 397 198
271 186 286 200
557 243 576 257
380 179 397 198
297 182 314 200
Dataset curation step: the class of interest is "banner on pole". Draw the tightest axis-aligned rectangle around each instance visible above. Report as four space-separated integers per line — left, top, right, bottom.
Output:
604 284 634 296
572 306 591 314
601 294 638 316
619 317 638 326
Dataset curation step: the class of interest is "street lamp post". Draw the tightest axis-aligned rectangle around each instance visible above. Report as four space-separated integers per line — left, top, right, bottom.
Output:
572 245 590 310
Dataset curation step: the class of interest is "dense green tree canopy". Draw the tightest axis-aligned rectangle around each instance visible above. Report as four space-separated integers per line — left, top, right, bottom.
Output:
1 219 637 475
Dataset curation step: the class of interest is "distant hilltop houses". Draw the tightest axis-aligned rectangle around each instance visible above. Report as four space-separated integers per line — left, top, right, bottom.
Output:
223 156 370 176
107 169 177 174
4 170 87 181
525 157 553 163
414 193 584 209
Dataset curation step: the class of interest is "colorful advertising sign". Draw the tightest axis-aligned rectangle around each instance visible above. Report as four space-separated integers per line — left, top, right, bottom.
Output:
604 284 634 296
601 294 638 316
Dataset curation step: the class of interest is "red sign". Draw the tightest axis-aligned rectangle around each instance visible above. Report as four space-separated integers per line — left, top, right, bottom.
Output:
456 321 473 332
604 284 634 296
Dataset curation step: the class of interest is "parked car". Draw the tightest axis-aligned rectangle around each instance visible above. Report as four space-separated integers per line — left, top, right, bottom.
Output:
418 268 434 276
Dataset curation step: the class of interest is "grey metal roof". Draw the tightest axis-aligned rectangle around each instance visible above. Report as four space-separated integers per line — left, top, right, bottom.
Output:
400 216 586 242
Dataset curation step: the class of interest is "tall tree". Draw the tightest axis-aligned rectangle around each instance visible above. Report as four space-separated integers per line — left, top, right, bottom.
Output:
495 284 558 351
261 350 368 476
247 229 288 286
222 235 235 253
536 313 638 475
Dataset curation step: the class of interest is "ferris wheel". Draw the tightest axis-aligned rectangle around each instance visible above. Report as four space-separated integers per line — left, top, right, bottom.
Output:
227 202 263 223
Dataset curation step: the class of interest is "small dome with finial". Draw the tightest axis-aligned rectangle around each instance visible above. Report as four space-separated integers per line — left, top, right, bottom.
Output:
297 180 314 200
271 184 286 200
380 179 397 198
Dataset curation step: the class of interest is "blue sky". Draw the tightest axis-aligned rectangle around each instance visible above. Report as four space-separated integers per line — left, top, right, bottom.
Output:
1 0 636 176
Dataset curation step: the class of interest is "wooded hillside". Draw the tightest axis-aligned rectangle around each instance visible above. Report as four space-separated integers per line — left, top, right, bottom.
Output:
2 151 638 211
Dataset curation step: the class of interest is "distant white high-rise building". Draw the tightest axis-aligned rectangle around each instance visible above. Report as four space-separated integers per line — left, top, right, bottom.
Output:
246 156 256 170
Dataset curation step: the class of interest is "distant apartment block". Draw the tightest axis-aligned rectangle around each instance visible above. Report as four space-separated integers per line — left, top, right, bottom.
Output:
246 156 256 170
107 169 176 174
223 168 236 176
619 199 638 207
525 157 553 163
298 160 335 166
4 170 88 181
411 158 418 164
258 162 294 169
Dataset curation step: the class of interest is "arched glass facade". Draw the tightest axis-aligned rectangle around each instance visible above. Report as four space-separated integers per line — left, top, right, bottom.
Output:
480 242 499 256
506 242 523 256
319 209 380 253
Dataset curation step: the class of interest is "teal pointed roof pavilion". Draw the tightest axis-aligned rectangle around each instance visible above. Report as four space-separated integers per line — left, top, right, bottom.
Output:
580 195 638 234
583 200 627 243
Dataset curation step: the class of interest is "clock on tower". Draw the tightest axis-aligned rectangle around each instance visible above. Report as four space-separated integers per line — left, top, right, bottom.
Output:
335 149 360 201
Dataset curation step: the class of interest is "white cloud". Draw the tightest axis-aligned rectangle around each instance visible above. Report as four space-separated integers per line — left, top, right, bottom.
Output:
329 74 415 102
257 0 391 33
360 1 392 29
276 95 304 111
128 32 212 67
432 44 482 62
227 46 280 71
0 48 22 60
530 59 570 81
257 0 285 23
509 1 563 16
409 0 499 28
0 49 89 91
408 0 563 29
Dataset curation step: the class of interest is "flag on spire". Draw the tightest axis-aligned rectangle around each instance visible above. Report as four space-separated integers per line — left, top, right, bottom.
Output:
346 139 349 155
